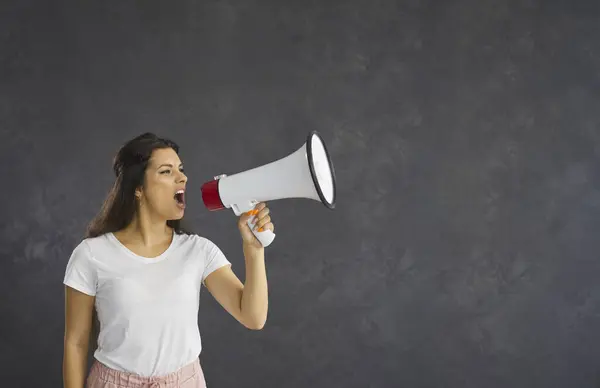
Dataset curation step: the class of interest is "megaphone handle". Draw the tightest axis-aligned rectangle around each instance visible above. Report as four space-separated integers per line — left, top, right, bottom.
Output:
247 215 276 247
232 202 276 248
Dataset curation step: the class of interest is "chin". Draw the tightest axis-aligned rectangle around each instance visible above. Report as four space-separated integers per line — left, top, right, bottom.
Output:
166 209 185 221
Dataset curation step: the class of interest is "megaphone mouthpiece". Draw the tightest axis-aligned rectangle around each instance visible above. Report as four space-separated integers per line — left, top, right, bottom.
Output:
201 178 225 211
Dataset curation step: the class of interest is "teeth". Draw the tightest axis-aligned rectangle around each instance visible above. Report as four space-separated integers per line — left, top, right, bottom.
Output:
176 189 184 194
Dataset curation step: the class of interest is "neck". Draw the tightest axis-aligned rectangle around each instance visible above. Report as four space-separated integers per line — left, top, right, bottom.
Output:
121 206 173 247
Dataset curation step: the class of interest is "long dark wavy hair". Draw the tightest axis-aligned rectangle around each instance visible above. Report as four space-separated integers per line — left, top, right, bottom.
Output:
84 132 195 358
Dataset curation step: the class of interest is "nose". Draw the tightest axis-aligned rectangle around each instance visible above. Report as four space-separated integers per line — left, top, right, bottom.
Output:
178 170 187 183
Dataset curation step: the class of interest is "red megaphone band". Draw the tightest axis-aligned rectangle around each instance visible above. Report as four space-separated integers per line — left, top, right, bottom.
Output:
201 180 225 211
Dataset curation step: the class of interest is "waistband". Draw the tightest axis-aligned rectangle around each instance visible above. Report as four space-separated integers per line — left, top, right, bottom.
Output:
90 358 201 387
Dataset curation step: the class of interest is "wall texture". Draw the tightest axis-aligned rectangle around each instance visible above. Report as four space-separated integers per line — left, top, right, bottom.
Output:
1 0 600 387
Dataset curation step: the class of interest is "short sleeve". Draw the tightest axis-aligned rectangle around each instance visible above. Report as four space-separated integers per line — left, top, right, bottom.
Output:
201 239 231 285
63 240 97 296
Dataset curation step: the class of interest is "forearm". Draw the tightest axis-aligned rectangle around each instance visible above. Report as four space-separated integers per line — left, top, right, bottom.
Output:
63 341 88 388
240 243 268 329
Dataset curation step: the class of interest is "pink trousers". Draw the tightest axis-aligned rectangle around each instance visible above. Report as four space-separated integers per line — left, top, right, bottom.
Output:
86 359 206 388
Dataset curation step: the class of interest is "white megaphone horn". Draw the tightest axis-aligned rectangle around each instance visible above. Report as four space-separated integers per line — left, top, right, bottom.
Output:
201 130 337 247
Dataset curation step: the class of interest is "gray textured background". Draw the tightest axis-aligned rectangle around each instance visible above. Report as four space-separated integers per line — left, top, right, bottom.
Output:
2 0 600 387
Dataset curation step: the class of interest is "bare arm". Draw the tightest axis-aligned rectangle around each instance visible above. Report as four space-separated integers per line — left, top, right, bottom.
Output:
204 243 268 330
63 286 95 388
204 203 273 330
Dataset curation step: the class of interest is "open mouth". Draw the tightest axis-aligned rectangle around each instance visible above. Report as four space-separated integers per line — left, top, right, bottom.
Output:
174 189 185 207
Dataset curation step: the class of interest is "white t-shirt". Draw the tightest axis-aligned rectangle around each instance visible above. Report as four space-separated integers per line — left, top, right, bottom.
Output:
63 231 231 377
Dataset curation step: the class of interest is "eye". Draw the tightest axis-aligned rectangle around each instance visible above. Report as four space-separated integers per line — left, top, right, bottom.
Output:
160 170 171 174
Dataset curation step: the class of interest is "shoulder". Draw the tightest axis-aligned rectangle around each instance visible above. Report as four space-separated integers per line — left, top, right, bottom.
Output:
66 233 121 268
175 233 229 266
177 234 232 281
175 232 220 252
75 233 112 258
64 237 104 295
68 237 95 259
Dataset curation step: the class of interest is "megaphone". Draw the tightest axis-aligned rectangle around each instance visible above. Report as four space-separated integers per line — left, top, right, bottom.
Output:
201 130 337 247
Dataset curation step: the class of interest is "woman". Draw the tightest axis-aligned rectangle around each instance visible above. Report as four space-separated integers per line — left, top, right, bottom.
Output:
63 133 274 388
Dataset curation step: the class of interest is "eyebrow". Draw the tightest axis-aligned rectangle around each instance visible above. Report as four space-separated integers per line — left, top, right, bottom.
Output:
157 163 183 169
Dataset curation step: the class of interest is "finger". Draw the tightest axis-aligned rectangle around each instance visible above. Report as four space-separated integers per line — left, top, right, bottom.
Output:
256 202 267 211
257 222 274 233
254 215 271 230
255 216 272 231
257 207 270 219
